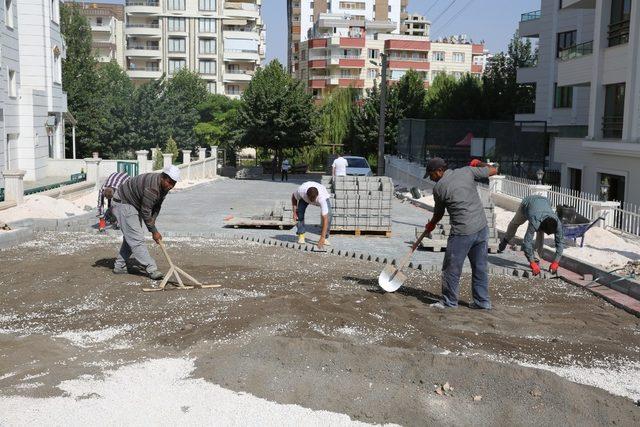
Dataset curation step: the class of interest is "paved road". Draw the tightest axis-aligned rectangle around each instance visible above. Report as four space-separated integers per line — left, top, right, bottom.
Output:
158 176 530 272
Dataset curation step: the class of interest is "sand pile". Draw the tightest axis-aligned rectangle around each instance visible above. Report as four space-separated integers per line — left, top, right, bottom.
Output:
0 195 87 223
173 176 222 192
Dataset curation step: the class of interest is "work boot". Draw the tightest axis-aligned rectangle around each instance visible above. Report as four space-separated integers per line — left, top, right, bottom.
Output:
498 238 508 253
297 233 306 244
469 302 491 310
148 270 164 280
113 266 128 275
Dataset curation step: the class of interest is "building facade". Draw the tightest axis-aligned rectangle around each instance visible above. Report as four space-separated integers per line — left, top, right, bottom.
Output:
77 2 126 67
296 13 485 102
1 0 68 183
287 0 408 74
519 0 640 205
124 0 265 99
401 12 429 37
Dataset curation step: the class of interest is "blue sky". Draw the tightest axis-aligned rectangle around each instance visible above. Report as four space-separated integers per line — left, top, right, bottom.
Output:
84 0 540 64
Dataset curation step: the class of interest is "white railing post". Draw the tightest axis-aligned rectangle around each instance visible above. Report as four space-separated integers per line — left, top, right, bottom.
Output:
84 158 102 190
162 153 173 169
489 175 505 194
1 170 26 205
136 150 149 174
590 201 621 228
530 184 551 198
210 145 218 177
182 150 192 165
198 147 207 161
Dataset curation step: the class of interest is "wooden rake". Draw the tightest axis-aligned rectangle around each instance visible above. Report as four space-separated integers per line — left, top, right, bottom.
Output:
143 241 221 292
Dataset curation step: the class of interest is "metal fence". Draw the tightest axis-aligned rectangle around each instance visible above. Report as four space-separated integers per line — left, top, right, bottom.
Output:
24 173 87 196
397 119 549 178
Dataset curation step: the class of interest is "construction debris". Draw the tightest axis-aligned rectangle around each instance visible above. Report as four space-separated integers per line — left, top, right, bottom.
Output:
321 175 393 236
0 221 10 231
235 167 263 180
224 202 295 229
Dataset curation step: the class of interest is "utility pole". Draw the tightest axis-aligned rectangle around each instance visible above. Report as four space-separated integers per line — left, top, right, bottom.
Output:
377 53 388 176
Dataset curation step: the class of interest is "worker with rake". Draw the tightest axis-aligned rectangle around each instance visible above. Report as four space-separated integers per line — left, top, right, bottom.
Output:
111 165 180 280
499 196 564 275
424 158 498 309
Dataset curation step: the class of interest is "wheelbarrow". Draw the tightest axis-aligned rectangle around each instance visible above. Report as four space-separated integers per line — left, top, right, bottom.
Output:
562 215 605 247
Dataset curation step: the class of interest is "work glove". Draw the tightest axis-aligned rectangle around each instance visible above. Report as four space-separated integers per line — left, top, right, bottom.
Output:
469 159 481 167
530 261 541 276
425 221 436 234
549 261 559 274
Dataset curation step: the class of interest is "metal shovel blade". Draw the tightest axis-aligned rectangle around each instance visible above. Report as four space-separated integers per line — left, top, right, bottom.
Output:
378 265 408 293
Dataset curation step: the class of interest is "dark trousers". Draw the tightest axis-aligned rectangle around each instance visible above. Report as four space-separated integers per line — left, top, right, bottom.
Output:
281 170 288 181
441 226 490 308
296 199 331 238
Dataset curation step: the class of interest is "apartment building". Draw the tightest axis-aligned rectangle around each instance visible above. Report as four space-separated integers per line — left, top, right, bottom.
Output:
401 12 429 37
518 0 640 205
296 13 485 102
1 0 68 183
76 2 126 67
287 0 408 74
124 0 265 98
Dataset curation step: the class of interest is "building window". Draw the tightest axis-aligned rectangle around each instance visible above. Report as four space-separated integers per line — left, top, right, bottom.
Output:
452 71 463 80
168 59 186 74
603 83 625 138
609 0 631 46
339 2 365 9
227 85 241 95
198 0 215 11
167 17 186 32
199 60 215 75
556 30 577 57
96 17 103 26
53 50 61 84
554 83 573 108
5 0 14 28
207 82 216 94
51 0 59 23
8 69 16 97
310 15 314 22
367 68 378 79
433 51 445 61
568 168 582 193
168 38 186 53
452 52 465 62
199 38 215 54
368 49 378 59
199 18 215 33
167 0 185 11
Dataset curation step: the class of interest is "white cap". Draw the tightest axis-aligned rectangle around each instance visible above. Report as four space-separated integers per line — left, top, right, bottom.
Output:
163 165 181 182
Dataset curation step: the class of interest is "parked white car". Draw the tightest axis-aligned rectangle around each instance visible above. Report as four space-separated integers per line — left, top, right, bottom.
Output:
344 156 373 176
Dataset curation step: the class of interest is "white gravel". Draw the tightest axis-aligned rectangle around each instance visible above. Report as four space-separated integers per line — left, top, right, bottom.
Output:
0 358 385 426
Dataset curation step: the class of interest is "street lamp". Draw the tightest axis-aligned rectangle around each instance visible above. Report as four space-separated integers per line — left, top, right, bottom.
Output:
369 53 388 176
600 178 610 201
536 169 544 185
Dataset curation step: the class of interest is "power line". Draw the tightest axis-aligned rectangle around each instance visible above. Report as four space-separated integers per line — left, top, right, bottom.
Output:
433 0 476 38
430 0 458 27
425 0 443 16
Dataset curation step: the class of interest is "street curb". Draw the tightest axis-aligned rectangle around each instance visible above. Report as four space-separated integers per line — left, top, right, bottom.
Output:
0 227 34 250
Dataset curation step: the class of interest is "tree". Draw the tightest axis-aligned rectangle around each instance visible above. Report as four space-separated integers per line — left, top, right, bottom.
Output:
318 88 358 148
425 73 484 119
128 78 171 151
163 69 209 149
152 146 164 170
396 69 427 120
61 3 101 158
237 60 319 164
164 136 179 163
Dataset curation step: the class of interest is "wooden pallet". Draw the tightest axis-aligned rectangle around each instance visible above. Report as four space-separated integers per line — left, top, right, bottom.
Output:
223 216 295 230
331 228 392 238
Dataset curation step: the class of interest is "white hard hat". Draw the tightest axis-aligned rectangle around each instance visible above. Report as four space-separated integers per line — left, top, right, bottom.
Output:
163 165 181 182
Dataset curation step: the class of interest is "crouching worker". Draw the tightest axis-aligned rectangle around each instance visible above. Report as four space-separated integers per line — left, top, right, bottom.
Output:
499 195 564 275
98 172 130 231
111 166 180 280
292 181 332 249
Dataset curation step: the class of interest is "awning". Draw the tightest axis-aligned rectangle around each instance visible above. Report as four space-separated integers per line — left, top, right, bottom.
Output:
224 19 247 26
64 111 78 126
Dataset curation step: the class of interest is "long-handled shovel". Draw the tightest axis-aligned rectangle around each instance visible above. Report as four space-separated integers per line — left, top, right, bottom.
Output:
143 241 221 292
378 229 430 292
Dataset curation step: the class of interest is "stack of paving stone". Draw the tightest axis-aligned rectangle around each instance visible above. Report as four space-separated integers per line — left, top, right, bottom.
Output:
321 175 393 236
418 204 500 252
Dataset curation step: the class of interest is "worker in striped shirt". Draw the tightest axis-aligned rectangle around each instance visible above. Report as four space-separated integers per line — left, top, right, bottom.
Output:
98 172 130 231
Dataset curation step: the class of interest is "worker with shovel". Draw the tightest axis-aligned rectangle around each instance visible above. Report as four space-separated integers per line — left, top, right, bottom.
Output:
292 181 331 248
498 195 564 275
111 166 180 280
425 158 498 309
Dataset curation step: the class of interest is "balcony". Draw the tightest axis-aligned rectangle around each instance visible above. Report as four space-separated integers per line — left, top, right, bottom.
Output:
608 20 630 47
308 59 327 69
560 0 596 9
126 44 161 58
558 41 594 86
339 37 365 48
602 116 624 139
338 58 365 68
127 67 162 79
224 2 259 19
91 24 111 32
309 78 327 88
223 49 260 61
125 0 160 14
125 23 161 36
224 70 254 82
387 58 430 70
519 10 541 38
384 40 430 51
223 30 259 40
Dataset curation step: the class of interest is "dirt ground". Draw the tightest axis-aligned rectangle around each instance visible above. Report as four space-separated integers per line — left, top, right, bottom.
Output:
1 232 639 425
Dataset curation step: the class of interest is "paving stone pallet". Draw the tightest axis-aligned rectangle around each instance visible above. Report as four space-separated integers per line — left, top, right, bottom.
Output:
322 175 393 236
